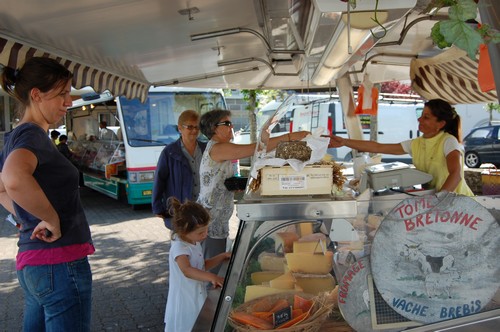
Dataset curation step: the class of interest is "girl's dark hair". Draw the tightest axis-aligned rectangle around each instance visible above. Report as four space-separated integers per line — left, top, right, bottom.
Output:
425 99 462 142
1 57 73 117
200 109 231 139
168 197 210 236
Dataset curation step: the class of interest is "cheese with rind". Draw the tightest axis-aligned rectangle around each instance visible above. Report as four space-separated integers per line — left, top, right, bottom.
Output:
285 251 334 274
258 252 286 271
251 271 283 285
244 285 295 302
294 273 336 295
293 239 327 254
269 272 295 289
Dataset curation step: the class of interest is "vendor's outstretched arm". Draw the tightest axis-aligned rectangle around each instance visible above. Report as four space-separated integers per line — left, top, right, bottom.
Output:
328 135 405 155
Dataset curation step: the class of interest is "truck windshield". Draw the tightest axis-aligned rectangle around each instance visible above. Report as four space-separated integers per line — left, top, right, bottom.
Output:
119 91 226 147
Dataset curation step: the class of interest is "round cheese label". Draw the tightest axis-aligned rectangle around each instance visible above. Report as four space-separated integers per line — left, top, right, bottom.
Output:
371 195 500 323
338 257 376 332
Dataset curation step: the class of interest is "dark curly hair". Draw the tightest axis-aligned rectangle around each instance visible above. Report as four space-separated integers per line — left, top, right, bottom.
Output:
199 109 231 139
167 197 210 236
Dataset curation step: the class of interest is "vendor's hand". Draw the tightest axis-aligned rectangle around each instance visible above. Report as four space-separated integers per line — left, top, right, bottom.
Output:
31 220 61 242
328 135 345 148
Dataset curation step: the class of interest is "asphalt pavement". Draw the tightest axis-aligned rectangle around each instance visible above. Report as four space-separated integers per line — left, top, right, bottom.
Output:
0 187 239 332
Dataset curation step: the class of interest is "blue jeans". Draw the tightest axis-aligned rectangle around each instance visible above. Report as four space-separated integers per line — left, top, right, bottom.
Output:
17 257 92 332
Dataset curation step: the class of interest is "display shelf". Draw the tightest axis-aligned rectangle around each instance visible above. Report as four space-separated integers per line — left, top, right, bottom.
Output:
69 140 125 171
193 194 500 332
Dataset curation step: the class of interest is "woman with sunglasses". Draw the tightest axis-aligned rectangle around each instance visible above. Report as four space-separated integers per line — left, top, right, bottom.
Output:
152 110 207 229
198 110 309 271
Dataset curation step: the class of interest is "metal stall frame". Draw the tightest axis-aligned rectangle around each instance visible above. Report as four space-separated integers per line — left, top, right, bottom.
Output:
194 194 499 331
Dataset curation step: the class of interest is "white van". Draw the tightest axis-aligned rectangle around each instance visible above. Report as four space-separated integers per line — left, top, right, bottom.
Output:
244 99 420 162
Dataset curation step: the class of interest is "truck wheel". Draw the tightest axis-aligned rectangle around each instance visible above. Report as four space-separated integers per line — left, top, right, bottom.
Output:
465 151 480 168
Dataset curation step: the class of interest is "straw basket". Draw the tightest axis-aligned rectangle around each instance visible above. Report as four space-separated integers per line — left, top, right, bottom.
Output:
228 292 333 332
481 167 500 195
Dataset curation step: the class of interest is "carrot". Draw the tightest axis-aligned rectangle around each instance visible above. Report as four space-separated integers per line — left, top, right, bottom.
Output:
250 297 273 312
231 311 274 329
292 308 303 318
269 299 290 313
293 294 313 313
252 311 273 323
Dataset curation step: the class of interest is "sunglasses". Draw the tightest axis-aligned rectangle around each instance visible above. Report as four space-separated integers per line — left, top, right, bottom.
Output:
181 124 199 131
215 120 233 127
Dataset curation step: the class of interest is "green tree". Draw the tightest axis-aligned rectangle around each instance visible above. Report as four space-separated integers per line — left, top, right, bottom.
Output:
241 89 284 143
485 102 500 125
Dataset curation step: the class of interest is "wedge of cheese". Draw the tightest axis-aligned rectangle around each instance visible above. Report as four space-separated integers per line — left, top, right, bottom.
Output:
251 271 283 285
258 252 286 272
294 273 336 295
285 251 334 274
275 232 299 253
298 222 314 237
293 239 327 254
269 272 296 290
244 285 295 302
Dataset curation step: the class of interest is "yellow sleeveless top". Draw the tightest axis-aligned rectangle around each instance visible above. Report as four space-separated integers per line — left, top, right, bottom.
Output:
411 131 473 196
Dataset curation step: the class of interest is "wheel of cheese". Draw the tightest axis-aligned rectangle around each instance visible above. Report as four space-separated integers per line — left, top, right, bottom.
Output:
371 195 500 324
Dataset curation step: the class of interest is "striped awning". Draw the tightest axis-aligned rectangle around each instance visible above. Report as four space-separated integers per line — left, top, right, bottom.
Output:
0 37 150 102
410 46 497 104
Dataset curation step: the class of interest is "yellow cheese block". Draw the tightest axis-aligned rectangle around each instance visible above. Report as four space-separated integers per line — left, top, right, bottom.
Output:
244 285 295 302
294 273 336 295
285 251 334 274
258 252 286 272
251 271 283 285
293 239 327 254
269 273 296 290
275 232 299 253
298 222 314 237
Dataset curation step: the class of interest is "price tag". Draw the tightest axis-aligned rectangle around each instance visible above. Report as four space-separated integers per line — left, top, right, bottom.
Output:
273 306 292 327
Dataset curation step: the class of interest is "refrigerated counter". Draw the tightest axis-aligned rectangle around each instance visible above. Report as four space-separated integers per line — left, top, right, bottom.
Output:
193 192 499 331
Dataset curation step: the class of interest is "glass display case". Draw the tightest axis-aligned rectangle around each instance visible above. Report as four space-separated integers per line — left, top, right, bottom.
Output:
70 139 126 173
193 193 500 332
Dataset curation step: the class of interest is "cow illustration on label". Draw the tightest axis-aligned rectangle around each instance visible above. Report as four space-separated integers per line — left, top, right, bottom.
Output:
401 243 461 298
370 195 499 324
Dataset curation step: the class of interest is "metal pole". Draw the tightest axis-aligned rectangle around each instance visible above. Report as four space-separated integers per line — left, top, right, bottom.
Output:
478 0 500 103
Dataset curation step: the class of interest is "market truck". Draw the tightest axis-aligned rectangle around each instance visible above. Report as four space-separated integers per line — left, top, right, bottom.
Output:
66 87 226 207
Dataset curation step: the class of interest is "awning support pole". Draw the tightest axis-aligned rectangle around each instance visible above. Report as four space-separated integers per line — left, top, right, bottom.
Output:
479 0 500 103
336 74 363 158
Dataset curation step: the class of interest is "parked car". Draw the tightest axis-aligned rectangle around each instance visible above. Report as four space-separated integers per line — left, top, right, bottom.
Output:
463 125 500 168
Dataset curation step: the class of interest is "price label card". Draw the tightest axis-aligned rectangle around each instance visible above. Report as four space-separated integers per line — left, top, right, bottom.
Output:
273 306 293 327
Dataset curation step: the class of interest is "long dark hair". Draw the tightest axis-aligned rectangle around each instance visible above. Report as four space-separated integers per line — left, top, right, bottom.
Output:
168 197 210 236
425 99 462 143
1 57 73 118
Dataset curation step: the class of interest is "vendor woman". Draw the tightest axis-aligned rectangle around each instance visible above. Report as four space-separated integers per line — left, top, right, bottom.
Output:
328 99 473 196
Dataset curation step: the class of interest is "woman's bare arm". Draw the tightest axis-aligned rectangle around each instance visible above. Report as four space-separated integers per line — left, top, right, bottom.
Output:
328 135 405 155
2 148 61 241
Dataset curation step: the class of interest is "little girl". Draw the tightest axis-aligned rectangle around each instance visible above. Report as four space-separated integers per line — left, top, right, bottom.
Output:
164 197 231 332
